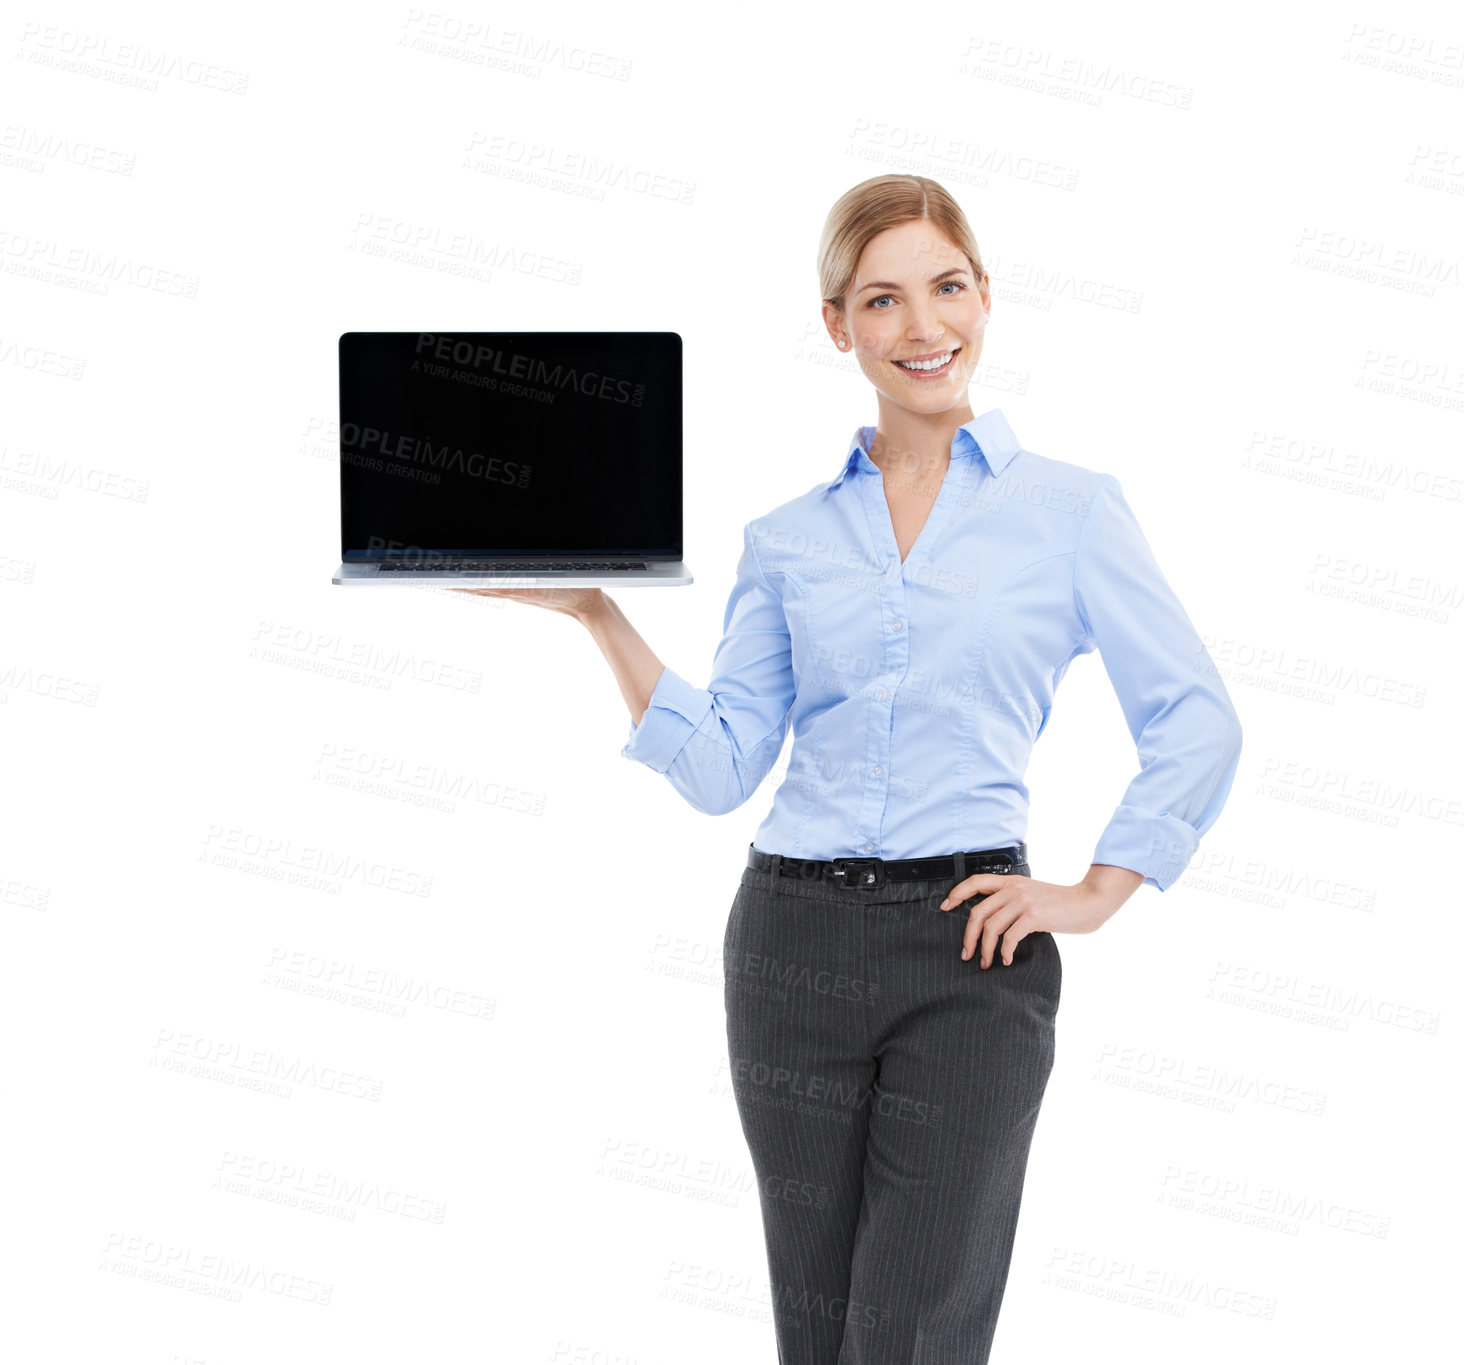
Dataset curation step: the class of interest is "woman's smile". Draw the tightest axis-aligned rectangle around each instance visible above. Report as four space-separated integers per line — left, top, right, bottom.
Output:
892 346 960 380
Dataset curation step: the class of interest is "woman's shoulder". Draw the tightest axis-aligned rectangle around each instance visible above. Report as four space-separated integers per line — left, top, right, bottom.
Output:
743 480 837 537
1003 441 1112 497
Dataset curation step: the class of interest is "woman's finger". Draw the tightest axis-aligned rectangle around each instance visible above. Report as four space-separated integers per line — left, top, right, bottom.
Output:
987 880 1038 965
961 893 1016 964
447 585 598 616
939 872 1005 911
954 884 1013 960
993 913 1033 966
989 908 1036 972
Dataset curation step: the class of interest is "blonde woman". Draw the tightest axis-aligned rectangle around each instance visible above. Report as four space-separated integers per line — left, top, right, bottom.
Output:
461 174 1242 1363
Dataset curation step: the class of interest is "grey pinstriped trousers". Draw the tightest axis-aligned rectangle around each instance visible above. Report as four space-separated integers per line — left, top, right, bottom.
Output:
723 849 1060 1364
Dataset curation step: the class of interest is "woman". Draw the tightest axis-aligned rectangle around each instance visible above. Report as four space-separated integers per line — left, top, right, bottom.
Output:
459 174 1243 1364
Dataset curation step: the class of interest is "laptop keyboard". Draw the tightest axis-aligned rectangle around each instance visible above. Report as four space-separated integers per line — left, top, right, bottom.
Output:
375 560 650 572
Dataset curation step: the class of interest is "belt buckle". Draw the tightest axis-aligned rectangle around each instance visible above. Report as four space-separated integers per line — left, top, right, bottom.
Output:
830 856 885 887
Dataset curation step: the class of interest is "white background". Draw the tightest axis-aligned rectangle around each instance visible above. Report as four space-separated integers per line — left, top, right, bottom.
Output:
3 1 1460 1360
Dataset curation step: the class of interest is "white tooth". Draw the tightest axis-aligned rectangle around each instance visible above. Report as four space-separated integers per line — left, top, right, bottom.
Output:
898 351 953 371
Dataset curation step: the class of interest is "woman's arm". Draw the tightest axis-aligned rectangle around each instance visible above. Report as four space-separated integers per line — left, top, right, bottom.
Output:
576 592 667 728
1072 473 1244 892
456 521 797 817
611 522 796 815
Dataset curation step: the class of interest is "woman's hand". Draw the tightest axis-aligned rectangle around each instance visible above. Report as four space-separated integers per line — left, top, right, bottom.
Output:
449 585 606 622
939 865 1144 966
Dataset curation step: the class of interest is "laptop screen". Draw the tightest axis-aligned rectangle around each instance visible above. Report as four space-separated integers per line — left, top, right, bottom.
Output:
338 332 682 561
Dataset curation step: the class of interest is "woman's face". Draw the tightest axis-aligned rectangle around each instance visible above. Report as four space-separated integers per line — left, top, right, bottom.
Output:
826 219 990 417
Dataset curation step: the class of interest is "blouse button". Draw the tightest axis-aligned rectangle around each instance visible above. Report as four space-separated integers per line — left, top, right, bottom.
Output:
891 619 903 632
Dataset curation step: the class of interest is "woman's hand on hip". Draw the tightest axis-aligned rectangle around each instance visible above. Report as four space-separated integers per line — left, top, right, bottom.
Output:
939 865 1144 967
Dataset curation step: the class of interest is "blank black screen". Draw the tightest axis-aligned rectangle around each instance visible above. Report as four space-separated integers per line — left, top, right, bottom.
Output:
339 332 681 560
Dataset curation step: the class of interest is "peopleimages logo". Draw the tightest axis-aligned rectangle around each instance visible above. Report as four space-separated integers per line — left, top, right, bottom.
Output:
412 332 646 405
339 422 530 487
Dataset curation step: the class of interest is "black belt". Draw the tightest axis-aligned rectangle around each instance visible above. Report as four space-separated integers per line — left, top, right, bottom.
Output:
748 841 1028 889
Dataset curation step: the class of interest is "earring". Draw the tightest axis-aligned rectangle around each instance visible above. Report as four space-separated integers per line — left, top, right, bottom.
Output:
837 338 848 349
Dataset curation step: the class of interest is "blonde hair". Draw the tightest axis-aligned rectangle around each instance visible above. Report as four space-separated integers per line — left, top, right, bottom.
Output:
817 174 986 312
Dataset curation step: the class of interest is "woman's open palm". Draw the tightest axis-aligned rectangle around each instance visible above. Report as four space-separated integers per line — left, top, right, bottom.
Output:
450 585 605 620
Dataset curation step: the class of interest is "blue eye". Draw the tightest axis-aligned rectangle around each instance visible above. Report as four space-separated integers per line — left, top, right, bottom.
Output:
867 280 968 309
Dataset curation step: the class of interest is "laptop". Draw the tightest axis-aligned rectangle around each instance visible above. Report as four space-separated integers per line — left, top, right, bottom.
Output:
331 331 692 587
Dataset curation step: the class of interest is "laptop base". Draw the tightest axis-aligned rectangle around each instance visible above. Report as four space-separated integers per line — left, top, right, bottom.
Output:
332 561 693 587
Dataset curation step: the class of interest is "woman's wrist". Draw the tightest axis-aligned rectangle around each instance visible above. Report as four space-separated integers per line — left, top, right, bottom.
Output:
1080 863 1144 919
576 590 615 630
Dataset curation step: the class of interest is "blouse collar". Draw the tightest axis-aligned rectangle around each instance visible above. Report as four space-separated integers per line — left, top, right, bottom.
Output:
827 408 1022 491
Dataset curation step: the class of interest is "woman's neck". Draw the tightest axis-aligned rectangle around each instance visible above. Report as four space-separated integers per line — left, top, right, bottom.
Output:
866 404 975 474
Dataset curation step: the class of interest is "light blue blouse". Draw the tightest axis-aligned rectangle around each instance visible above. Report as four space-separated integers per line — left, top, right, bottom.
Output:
621 408 1242 891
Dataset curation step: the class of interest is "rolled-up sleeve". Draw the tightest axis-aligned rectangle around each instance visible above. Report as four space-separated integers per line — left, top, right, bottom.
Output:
1073 475 1242 891
620 521 796 815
